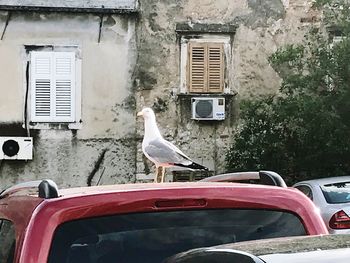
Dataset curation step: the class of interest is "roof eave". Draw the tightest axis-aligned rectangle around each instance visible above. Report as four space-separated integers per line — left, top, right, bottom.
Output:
0 5 139 14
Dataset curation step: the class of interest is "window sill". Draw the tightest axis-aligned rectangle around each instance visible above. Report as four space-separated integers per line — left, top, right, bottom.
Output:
176 92 237 100
25 122 82 130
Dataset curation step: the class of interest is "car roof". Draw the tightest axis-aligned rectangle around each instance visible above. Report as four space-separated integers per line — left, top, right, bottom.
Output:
1 182 325 224
1 181 292 200
0 181 318 220
33 182 328 231
1 181 324 226
0 181 329 237
1 181 311 216
294 176 350 186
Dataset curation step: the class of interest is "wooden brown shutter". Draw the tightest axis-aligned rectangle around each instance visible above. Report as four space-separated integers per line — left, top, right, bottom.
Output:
188 43 206 93
207 44 224 93
188 42 224 93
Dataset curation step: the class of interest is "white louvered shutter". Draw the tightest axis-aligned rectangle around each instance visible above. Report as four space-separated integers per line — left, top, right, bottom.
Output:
31 52 76 122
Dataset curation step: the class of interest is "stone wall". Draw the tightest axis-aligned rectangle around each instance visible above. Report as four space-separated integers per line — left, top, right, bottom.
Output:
134 0 321 180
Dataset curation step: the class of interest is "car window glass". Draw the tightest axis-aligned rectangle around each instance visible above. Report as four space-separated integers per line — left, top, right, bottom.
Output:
0 219 16 263
321 181 350 204
48 209 306 263
295 185 313 200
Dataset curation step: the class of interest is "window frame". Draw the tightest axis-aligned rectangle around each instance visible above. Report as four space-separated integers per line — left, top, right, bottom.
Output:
180 35 231 94
25 47 82 129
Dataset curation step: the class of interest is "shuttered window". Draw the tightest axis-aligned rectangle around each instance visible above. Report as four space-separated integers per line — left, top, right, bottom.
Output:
30 51 76 122
188 43 224 93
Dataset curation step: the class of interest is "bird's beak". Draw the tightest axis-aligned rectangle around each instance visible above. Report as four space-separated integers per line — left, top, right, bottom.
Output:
137 111 143 117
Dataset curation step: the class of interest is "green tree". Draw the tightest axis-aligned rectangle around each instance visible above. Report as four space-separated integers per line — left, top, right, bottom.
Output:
226 0 350 184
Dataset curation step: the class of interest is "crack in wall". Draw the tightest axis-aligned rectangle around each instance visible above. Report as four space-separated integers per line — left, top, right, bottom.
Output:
87 148 107 186
98 13 104 43
1 11 11 40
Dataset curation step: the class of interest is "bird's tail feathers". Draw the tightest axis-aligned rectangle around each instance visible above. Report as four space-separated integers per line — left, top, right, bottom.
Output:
173 162 209 171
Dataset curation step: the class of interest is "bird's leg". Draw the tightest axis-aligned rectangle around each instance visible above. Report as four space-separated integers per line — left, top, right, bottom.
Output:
154 166 159 183
154 166 163 183
160 167 165 183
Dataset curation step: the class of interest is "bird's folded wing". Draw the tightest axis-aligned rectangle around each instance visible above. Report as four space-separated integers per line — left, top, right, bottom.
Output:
144 139 192 165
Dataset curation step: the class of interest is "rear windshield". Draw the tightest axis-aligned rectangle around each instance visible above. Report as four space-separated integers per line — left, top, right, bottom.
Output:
48 209 306 263
321 181 350 204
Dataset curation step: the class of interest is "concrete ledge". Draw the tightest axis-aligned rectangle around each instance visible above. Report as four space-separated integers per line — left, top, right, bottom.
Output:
0 0 138 14
176 23 237 34
136 173 154 181
136 173 173 182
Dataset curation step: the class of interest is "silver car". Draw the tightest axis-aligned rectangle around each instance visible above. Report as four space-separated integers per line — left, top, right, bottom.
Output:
164 234 350 263
293 176 350 234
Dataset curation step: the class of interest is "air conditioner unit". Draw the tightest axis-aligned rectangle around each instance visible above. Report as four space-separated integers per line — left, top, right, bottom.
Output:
0 137 33 160
191 97 225 120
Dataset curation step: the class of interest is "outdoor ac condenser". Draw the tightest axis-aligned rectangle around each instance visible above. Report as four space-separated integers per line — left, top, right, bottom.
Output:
191 97 225 120
0 137 33 160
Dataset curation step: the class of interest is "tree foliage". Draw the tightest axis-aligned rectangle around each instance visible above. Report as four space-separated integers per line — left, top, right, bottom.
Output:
226 1 350 184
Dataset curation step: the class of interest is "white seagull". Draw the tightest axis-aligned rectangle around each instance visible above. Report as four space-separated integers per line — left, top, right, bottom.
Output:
137 107 208 182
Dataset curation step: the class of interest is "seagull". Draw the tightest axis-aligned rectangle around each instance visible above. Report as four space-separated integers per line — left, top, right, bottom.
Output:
137 107 208 183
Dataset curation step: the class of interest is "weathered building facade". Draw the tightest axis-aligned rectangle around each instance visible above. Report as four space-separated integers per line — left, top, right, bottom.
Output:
0 0 321 187
133 0 321 181
0 0 138 187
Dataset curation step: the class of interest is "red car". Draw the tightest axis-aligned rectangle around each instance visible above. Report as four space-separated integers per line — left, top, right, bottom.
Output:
0 178 327 263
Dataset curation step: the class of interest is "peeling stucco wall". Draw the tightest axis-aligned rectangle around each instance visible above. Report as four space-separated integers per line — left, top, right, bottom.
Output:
0 10 138 187
134 0 322 179
0 131 136 187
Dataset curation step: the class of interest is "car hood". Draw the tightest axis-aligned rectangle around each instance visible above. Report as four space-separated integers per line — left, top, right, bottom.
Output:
163 235 350 263
217 234 350 255
260 248 350 263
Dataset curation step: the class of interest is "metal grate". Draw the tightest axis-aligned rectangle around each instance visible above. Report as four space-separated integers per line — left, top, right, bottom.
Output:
195 99 213 118
173 170 213 182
